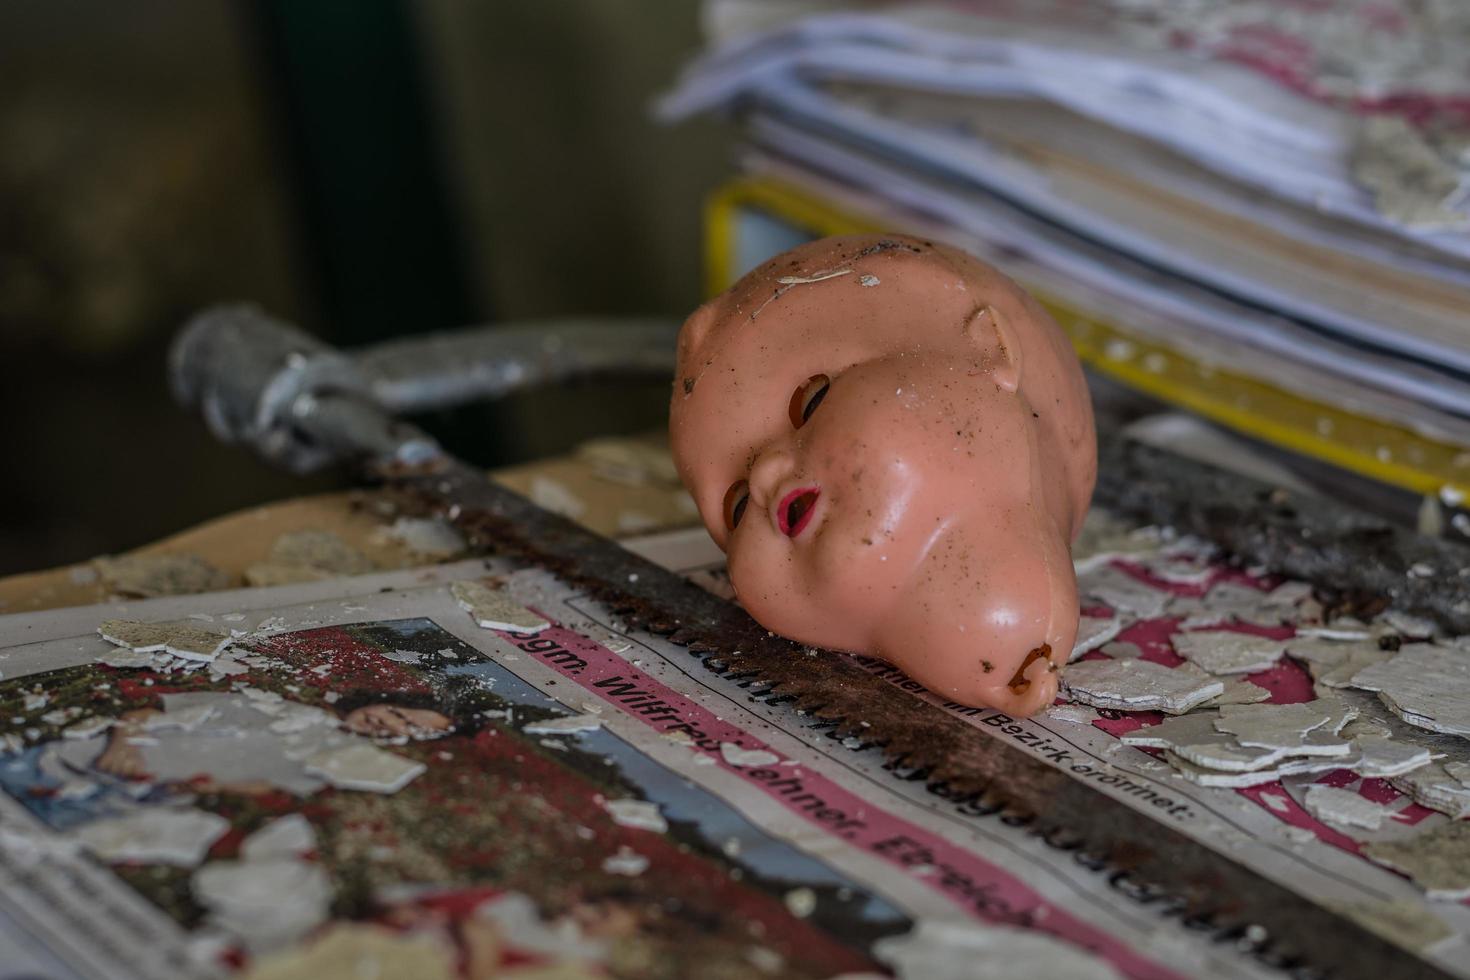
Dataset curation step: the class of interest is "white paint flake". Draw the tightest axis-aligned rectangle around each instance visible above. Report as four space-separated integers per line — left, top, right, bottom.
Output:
1214 702 1355 757
874 919 1121 980
94 553 229 598
1348 645 1470 736
720 742 781 767
602 798 667 833
303 743 426 793
784 887 817 918
1077 566 1171 619
1069 615 1123 662
601 846 650 877
240 814 317 861
98 620 231 663
1365 821 1470 900
384 517 467 558
75 808 230 867
1172 631 1287 674
1199 679 1271 707
1061 660 1223 714
529 477 587 519
1303 785 1393 831
193 857 333 952
451 580 551 635
1044 703 1100 725
524 714 603 735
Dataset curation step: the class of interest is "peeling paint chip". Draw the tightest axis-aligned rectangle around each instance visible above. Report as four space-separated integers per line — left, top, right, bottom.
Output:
602 798 667 833
719 742 781 767
1077 566 1171 619
1348 645 1470 735
1061 659 1223 714
1303 785 1392 831
1365 821 1470 900
76 808 230 867
1044 703 1099 726
601 845 649 877
1172 631 1287 675
1069 615 1123 662
1214 702 1355 756
524 713 603 735
385 517 467 558
875 919 1122 980
303 744 426 793
451 580 550 635
94 553 230 597
98 620 232 663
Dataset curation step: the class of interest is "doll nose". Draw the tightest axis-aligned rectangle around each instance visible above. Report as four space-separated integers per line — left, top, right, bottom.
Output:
747 443 796 508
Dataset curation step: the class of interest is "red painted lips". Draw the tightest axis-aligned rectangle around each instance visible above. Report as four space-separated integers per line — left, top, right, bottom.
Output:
778 486 820 538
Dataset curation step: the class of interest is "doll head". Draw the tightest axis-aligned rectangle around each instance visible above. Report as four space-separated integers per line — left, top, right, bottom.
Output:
670 235 1095 715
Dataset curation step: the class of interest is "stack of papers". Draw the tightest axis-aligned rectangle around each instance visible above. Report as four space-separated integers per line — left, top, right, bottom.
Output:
662 1 1470 470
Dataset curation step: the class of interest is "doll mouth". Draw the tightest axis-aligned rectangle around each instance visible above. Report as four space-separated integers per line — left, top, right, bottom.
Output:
777 486 820 537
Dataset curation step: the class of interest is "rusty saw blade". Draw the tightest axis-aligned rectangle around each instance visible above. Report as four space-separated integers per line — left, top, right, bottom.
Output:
386 453 1450 980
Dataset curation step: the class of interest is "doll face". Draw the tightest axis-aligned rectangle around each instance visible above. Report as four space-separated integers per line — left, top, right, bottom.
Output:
670 236 1095 714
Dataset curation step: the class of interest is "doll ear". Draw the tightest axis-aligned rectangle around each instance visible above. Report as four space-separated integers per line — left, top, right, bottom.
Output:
679 301 719 357
675 302 721 394
966 306 1021 392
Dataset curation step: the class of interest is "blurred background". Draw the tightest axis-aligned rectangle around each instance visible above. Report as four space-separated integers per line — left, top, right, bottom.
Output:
7 0 1470 580
0 1 730 575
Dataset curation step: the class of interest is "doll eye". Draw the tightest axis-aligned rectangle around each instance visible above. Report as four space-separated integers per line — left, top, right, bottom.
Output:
723 480 750 531
788 374 831 429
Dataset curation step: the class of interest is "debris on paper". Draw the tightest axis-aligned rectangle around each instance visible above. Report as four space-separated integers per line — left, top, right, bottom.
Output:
98 620 231 663
1061 659 1223 714
75 808 230 867
239 923 457 980
1172 631 1288 675
243 563 335 588
1350 735 1438 779
451 580 551 635
524 713 604 735
601 845 650 877
783 887 817 918
1214 702 1355 757
383 516 467 558
1302 785 1392 832
193 857 333 952
96 648 160 670
1391 757 1470 818
1176 581 1279 628
240 815 317 862
303 743 426 793
719 742 781 767
1351 116 1470 231
873 918 1122 980
1328 899 1453 952
1347 645 1470 736
529 476 587 519
1199 679 1271 707
271 530 375 575
1077 565 1171 619
1365 821 1470 900
1285 637 1390 689
1071 511 1162 572
1069 615 1123 662
602 798 667 833
1044 703 1099 726
577 438 680 487
94 553 230 598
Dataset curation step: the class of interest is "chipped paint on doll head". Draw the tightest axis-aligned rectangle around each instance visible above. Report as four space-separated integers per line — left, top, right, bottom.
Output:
670 235 1096 715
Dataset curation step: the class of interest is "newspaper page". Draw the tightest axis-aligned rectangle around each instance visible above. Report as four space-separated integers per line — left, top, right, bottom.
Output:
625 516 1470 975
0 553 1288 980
